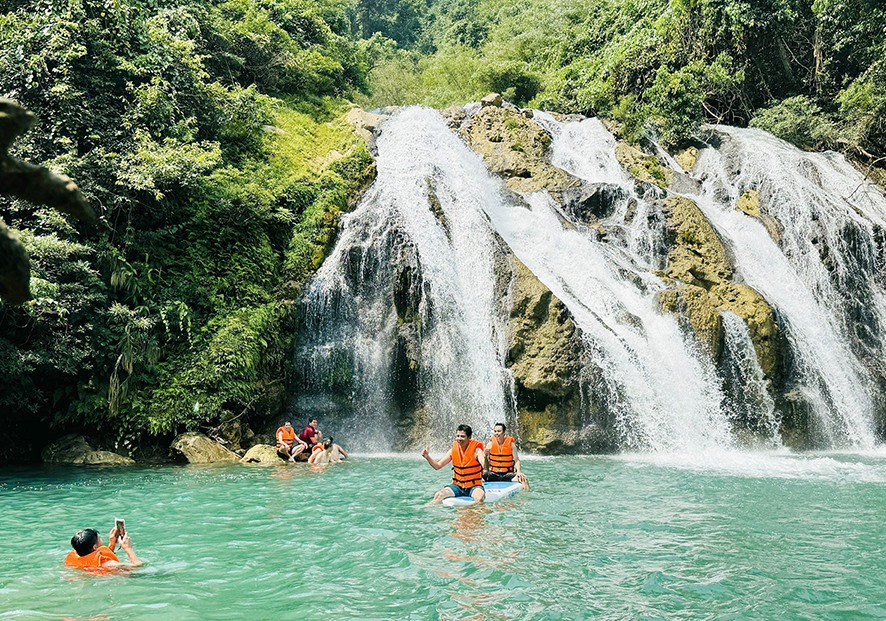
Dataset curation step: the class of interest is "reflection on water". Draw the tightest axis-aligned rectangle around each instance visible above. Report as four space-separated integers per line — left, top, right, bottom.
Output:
0 455 884 620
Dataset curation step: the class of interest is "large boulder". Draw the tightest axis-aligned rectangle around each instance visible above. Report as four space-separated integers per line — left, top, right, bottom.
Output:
170 432 239 464
42 435 135 465
240 444 284 464
461 104 578 193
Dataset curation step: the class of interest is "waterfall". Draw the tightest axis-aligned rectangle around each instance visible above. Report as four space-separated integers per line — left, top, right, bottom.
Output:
293 105 884 453
720 311 779 444
293 108 513 450
491 115 732 451
688 127 882 448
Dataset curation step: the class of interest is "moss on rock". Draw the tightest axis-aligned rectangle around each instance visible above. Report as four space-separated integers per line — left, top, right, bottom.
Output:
615 142 672 189
660 196 732 287
461 105 578 193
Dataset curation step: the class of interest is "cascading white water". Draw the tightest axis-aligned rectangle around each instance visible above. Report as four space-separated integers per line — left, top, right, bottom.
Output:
294 105 884 453
720 310 779 443
687 127 882 448
485 115 733 451
294 107 513 449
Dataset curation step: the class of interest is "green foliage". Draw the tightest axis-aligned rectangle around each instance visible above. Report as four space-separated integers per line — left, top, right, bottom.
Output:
358 0 886 155
750 96 837 150
0 0 374 460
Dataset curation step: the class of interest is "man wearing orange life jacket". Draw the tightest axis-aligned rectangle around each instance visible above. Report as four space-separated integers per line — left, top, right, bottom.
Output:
64 525 142 571
276 421 308 462
484 422 530 491
422 424 487 504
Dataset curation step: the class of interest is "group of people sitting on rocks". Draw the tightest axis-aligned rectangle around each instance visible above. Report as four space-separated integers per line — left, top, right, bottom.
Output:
276 418 349 465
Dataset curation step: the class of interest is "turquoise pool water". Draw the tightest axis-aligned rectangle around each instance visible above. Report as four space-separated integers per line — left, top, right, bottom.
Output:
1 451 885 620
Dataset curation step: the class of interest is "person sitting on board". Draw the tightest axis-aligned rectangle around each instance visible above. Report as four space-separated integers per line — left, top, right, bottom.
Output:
422 424 487 504
299 418 320 450
65 525 142 570
276 421 308 462
483 422 529 491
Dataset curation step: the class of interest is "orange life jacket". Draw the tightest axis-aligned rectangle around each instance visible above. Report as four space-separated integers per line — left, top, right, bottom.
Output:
450 439 484 488
488 435 516 473
312 444 324 454
64 545 119 569
277 426 296 446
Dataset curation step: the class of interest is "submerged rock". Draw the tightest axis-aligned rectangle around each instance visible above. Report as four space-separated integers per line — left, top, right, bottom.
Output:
170 432 239 464
42 435 135 465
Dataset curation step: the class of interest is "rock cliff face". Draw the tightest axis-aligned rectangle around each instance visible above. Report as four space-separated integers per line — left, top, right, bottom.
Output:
457 96 784 448
654 195 778 381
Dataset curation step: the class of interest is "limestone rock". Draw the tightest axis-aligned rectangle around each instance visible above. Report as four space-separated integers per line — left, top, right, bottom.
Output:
674 146 698 172
660 196 732 286
480 92 503 108
615 142 672 190
216 418 243 451
656 196 779 378
735 190 782 243
508 259 582 397
345 106 385 152
42 435 135 465
441 105 466 129
657 284 723 354
553 183 628 224
170 432 239 464
240 444 284 464
712 282 778 378
461 104 578 194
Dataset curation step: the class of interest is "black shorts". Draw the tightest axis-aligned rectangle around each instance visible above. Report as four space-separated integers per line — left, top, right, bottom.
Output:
483 471 517 482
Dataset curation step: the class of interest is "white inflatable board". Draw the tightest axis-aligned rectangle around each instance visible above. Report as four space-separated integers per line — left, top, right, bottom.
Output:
441 480 522 507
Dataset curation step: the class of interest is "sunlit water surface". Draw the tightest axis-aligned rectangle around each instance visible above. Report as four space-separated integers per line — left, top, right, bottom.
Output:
1 453 885 620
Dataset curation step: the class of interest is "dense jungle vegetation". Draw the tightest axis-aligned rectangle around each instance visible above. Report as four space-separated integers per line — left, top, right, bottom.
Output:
1 0 884 461
359 0 886 155
0 0 375 460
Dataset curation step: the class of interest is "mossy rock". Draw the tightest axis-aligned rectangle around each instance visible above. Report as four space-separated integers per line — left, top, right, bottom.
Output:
657 284 723 355
734 189 782 243
674 146 698 173
661 196 732 287
736 190 761 218
240 444 285 464
507 259 581 398
615 142 672 190
462 105 577 193
712 282 778 378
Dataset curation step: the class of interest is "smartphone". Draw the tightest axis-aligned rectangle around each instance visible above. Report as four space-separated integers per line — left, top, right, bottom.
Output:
115 518 126 539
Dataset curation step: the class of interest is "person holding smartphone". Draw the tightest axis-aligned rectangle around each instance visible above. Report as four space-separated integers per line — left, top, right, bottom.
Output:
64 521 142 570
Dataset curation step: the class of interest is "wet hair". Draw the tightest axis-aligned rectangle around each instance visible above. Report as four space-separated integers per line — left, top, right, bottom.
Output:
494 422 506 432
323 437 332 449
71 528 99 556
456 424 473 438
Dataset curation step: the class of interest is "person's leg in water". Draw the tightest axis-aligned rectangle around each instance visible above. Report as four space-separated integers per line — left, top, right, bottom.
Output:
430 484 458 505
470 485 486 503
